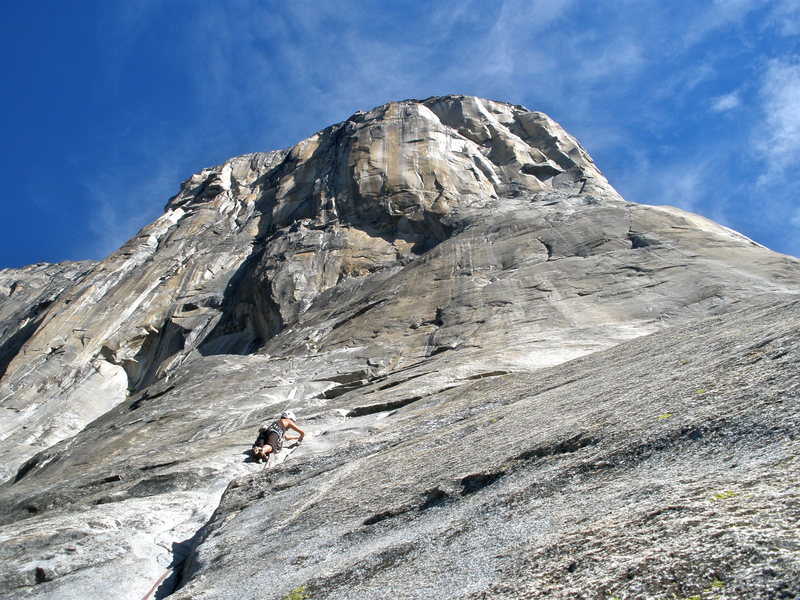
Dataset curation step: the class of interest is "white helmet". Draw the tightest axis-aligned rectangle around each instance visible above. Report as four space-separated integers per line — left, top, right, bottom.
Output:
281 410 297 422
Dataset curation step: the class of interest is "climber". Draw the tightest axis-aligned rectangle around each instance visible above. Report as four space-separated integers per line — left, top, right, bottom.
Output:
252 411 305 463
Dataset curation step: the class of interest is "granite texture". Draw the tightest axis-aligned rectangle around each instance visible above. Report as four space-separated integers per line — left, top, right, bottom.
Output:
0 96 798 600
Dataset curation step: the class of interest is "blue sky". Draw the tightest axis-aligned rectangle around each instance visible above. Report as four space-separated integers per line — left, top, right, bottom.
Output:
2 0 799 268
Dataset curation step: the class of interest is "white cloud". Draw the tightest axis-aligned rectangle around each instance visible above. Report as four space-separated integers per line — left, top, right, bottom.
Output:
757 59 800 177
749 59 800 256
682 0 765 47
574 38 645 84
768 0 800 36
792 207 800 229
711 91 741 112
629 161 710 213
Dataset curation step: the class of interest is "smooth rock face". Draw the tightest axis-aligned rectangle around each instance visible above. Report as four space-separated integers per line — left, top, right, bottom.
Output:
174 298 800 600
0 95 799 600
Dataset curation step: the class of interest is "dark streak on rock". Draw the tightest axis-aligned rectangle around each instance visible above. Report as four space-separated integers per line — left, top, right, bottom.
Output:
12 455 40 484
363 507 411 526
460 471 505 495
464 371 509 380
347 396 423 418
514 433 600 463
330 300 387 331
129 384 176 411
140 460 183 471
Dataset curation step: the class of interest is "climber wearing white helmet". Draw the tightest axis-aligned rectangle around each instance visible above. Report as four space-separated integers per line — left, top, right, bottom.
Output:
252 411 305 463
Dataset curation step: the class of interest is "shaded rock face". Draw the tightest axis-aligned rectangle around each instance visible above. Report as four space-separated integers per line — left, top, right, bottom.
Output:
0 95 799 600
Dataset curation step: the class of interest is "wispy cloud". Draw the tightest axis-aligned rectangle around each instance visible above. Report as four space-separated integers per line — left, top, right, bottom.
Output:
756 59 800 178
711 91 741 112
768 0 800 36
747 57 800 255
792 207 800 229
615 153 715 215
83 160 182 260
680 0 765 47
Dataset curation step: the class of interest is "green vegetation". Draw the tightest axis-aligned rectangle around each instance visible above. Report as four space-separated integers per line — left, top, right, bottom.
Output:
608 578 723 600
709 490 739 501
283 585 312 600
657 413 673 420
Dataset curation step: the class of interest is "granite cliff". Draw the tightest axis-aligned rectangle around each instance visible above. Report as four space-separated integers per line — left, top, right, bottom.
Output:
0 96 798 600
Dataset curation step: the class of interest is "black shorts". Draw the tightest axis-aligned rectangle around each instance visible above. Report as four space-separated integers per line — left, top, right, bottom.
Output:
266 431 281 452
253 432 281 452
